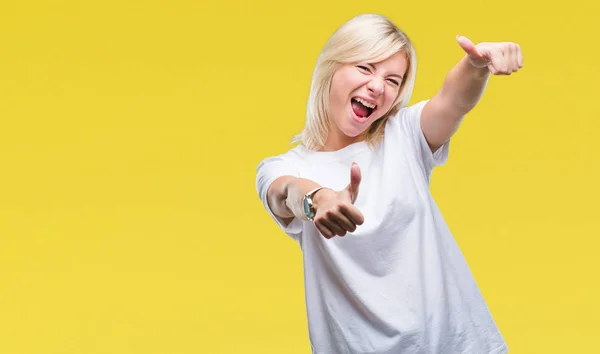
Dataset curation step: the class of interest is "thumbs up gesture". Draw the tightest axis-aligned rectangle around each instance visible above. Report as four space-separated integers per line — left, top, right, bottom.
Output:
456 35 523 75
312 163 365 239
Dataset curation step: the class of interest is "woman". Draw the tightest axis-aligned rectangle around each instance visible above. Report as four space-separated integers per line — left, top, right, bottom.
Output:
255 13 522 354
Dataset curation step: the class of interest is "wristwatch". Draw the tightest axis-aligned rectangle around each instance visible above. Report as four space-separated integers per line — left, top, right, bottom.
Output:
303 187 326 221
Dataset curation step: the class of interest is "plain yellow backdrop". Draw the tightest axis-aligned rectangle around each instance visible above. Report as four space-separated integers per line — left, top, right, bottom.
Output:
1 0 598 353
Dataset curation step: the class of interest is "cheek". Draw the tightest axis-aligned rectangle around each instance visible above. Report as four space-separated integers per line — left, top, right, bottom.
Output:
329 79 348 108
383 90 400 110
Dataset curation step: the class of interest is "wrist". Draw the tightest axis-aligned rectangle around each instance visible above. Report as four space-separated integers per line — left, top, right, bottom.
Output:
302 186 331 221
311 188 332 214
462 55 491 78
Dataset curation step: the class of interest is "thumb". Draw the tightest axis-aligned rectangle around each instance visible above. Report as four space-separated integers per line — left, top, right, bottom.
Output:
456 35 481 58
346 162 362 203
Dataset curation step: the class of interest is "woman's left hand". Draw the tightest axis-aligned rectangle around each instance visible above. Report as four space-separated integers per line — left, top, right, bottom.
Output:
456 35 524 75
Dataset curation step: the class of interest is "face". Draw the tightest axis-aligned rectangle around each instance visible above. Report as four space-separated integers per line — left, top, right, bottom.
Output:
325 51 408 150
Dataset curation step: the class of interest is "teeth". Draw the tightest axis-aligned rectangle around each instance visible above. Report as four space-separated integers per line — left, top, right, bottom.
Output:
355 97 376 109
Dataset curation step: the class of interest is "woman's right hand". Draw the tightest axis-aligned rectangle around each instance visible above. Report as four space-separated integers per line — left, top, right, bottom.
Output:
312 163 365 238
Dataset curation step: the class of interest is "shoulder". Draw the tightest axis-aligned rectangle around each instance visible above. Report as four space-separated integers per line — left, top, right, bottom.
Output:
386 100 430 133
256 144 306 171
384 99 450 172
255 145 310 189
383 100 432 148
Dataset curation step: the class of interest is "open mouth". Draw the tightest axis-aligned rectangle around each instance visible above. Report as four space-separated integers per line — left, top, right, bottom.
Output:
351 97 376 120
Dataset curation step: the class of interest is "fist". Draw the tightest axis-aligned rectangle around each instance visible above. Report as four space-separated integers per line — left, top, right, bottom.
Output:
456 35 523 75
313 163 365 239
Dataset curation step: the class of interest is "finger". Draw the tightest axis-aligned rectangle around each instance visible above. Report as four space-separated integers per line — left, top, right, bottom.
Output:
341 204 365 226
456 35 481 59
315 220 334 239
516 43 524 68
346 162 362 203
499 49 510 74
489 50 508 75
509 44 519 72
505 43 520 73
330 211 356 233
322 218 346 237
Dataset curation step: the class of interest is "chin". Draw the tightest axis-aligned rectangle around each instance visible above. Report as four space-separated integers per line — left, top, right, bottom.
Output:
341 124 368 138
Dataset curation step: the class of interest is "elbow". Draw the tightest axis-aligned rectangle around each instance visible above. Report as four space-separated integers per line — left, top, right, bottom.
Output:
267 176 296 219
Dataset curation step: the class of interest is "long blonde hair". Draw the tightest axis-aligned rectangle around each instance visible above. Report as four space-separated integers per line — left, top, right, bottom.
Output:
292 14 418 150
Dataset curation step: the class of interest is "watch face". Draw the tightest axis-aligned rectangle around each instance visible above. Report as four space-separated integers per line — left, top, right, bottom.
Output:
303 196 311 218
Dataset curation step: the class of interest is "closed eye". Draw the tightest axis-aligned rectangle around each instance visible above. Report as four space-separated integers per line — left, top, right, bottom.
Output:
387 79 400 86
357 65 371 73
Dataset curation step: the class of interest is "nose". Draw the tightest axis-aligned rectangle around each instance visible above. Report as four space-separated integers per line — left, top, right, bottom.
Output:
366 77 384 96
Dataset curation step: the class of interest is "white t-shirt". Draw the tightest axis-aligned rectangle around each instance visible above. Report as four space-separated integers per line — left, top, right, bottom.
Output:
255 101 508 354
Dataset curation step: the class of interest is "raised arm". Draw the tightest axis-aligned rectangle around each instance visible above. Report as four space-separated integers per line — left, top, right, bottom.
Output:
421 35 524 152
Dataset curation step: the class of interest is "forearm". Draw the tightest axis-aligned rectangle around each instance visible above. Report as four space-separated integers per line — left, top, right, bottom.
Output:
267 176 322 220
438 55 490 117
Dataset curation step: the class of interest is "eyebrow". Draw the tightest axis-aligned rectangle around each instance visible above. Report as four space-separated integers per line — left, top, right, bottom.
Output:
367 63 404 80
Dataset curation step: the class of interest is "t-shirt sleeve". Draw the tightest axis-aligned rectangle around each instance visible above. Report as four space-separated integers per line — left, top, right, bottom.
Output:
394 100 450 176
255 154 304 241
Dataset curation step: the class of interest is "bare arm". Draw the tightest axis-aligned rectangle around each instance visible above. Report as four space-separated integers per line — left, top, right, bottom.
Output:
421 55 490 151
266 176 322 225
421 36 524 152
265 163 364 238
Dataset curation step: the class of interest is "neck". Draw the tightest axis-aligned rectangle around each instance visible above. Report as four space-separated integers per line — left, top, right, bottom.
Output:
319 131 365 152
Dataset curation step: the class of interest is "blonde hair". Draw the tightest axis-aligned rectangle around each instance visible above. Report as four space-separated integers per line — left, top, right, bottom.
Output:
292 14 418 150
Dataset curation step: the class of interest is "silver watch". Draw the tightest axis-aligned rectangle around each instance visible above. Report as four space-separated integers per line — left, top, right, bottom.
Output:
303 187 326 221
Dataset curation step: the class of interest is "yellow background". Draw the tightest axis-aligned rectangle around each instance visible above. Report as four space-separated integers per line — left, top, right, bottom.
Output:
1 0 598 353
